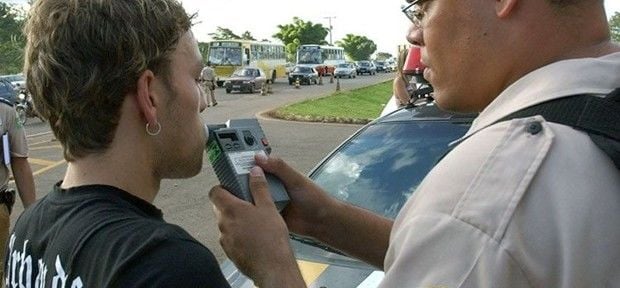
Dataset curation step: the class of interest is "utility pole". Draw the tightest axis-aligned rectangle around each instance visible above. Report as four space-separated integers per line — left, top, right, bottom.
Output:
323 16 336 45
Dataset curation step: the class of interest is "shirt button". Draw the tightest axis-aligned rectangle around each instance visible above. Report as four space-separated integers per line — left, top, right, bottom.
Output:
526 121 543 135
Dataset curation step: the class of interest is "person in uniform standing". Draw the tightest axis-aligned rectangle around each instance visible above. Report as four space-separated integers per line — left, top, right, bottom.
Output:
201 62 218 107
0 97 35 285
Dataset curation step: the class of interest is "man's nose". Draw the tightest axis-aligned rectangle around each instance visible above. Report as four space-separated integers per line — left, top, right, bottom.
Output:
407 24 423 46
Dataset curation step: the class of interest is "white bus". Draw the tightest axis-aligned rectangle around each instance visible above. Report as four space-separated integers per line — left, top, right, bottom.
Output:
296 44 346 76
207 40 287 86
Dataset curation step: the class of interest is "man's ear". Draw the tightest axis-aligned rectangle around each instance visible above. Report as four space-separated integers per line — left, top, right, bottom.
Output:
135 70 158 124
496 0 518 18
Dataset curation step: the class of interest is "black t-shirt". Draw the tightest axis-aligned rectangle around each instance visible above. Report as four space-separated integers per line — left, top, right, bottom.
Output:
4 183 231 287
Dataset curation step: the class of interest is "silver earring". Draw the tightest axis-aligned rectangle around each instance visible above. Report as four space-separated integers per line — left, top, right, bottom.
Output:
146 121 161 136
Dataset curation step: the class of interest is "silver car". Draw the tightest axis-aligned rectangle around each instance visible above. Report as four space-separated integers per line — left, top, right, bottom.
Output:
220 103 476 287
334 63 357 79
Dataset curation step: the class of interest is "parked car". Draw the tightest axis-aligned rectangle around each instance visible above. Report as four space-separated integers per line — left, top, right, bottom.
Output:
384 59 397 72
333 63 357 79
224 67 266 94
220 102 477 287
356 60 377 75
0 79 17 104
0 74 26 91
288 66 319 85
373 60 387 72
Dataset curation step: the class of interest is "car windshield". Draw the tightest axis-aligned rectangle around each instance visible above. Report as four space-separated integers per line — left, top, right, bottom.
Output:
312 121 469 218
208 46 242 66
297 49 321 64
291 115 471 268
336 63 349 68
232 69 256 77
292 66 312 73
358 62 370 67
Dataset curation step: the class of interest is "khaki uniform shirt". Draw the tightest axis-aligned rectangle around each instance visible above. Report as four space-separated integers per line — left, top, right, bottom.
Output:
381 52 620 287
201 66 215 82
0 103 28 190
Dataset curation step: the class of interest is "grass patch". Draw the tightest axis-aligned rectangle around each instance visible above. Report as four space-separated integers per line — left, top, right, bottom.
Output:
268 80 392 124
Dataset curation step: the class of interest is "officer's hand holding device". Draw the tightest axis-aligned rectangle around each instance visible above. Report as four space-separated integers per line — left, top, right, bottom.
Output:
205 118 289 211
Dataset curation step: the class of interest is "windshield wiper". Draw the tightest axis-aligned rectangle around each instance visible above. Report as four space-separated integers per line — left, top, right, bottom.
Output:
289 234 346 256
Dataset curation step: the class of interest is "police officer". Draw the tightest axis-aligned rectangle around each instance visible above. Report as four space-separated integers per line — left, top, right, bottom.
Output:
210 0 620 287
200 62 218 107
0 97 36 285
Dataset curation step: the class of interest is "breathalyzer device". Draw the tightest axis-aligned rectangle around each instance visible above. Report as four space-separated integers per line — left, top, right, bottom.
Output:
205 119 289 211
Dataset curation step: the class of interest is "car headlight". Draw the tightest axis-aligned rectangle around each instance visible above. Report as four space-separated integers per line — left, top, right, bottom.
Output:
18 93 26 101
243 80 253 84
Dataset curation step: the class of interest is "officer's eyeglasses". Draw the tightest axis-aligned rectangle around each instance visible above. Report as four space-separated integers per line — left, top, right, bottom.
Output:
401 0 431 27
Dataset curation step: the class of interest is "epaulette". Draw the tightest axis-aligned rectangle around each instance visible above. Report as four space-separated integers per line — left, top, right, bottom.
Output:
0 97 14 107
436 87 620 170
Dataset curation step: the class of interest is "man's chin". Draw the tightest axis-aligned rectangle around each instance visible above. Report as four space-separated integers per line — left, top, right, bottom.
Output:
166 154 204 179
433 96 480 114
432 91 478 114
186 156 205 178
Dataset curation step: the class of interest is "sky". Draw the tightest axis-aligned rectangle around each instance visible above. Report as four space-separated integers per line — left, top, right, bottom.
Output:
181 0 620 55
2 0 620 55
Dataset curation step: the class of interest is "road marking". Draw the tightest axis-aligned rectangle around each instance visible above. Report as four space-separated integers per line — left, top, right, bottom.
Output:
9 159 65 184
297 260 328 285
26 131 53 139
28 158 58 166
32 159 66 176
28 144 62 151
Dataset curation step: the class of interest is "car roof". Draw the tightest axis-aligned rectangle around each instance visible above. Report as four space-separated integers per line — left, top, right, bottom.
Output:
375 102 478 124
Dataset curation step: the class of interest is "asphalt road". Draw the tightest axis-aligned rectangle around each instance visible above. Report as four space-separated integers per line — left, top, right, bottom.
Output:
11 72 395 261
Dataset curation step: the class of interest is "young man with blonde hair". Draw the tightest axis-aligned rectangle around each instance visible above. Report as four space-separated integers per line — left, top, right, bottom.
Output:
5 0 230 286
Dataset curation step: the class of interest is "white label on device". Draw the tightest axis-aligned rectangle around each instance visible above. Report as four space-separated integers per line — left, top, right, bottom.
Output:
228 150 266 174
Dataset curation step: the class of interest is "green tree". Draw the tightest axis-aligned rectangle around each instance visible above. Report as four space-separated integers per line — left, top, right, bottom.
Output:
375 52 393 60
273 17 329 57
208 27 256 41
208 27 240 40
240 31 256 41
198 42 210 63
336 34 377 61
610 12 620 43
0 3 26 74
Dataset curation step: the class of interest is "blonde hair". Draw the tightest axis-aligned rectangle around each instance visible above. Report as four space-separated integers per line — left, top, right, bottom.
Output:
24 0 194 161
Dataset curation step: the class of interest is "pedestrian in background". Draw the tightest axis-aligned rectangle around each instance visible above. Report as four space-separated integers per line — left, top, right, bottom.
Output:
5 0 230 286
201 62 218 107
0 98 35 286
210 0 620 287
